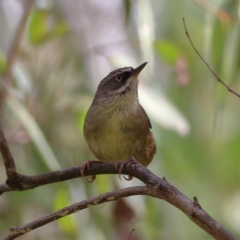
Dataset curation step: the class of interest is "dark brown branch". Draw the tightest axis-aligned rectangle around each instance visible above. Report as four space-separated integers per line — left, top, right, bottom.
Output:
183 18 240 98
2 159 236 240
0 8 236 239
0 115 19 187
0 158 156 194
3 186 148 240
0 163 117 194
0 115 236 239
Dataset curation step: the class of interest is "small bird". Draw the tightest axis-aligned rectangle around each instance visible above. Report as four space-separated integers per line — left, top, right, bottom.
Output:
82 62 156 181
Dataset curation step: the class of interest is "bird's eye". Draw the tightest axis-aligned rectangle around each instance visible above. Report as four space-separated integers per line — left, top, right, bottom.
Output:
115 76 122 82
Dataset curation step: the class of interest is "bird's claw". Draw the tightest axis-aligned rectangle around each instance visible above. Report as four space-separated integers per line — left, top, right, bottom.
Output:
115 157 135 181
80 160 101 183
123 175 133 181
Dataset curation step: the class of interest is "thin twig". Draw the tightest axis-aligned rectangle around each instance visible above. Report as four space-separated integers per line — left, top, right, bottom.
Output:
183 18 240 98
128 229 135 240
3 186 148 240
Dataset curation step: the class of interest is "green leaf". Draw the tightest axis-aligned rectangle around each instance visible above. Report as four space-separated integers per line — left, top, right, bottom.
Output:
52 21 68 37
154 40 181 65
0 51 7 73
123 0 132 23
28 10 49 45
54 187 77 233
77 111 86 134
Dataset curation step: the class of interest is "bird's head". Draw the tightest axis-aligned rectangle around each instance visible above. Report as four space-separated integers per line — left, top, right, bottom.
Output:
93 62 147 104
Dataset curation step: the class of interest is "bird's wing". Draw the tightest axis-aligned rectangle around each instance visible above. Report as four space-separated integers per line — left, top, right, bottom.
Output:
140 105 152 129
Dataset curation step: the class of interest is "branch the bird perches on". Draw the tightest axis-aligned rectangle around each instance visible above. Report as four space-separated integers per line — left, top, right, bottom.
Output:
0 115 236 240
0 16 238 240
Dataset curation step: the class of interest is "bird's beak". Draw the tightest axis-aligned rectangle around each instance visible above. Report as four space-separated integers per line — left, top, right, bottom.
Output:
131 62 148 77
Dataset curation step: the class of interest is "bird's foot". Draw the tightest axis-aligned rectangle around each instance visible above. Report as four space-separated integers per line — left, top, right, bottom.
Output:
115 157 136 181
80 160 102 183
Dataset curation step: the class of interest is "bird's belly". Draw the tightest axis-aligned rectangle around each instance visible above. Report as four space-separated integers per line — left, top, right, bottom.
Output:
84 113 155 166
87 123 131 162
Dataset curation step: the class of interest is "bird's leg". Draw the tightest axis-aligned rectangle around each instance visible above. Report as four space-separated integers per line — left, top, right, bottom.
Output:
115 157 136 181
80 160 102 183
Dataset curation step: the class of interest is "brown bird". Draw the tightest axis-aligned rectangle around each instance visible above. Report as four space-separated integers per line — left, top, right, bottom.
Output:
82 62 156 181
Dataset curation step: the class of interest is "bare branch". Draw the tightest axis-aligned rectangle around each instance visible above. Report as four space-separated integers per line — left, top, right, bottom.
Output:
0 110 236 240
0 6 236 239
0 115 19 187
0 163 113 194
128 229 135 240
183 18 240 98
3 186 148 240
0 155 152 194
1 158 237 240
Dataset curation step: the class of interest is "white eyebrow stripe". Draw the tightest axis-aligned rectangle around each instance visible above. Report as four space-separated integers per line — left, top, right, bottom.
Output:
113 67 132 76
107 67 133 78
120 67 132 72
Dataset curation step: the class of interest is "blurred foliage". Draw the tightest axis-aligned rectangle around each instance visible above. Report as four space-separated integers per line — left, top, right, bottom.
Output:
29 9 68 45
154 40 182 65
0 0 240 240
123 0 132 24
0 51 7 73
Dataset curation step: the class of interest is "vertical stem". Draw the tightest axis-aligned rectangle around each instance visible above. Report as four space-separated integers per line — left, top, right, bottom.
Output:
3 0 34 86
0 115 18 185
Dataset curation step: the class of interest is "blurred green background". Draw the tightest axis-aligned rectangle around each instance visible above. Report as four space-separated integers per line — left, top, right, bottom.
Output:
0 0 240 239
